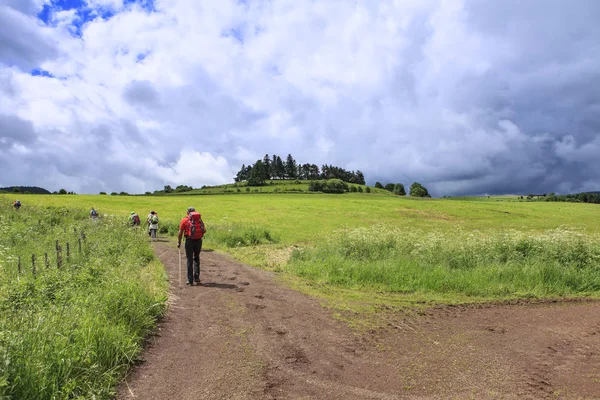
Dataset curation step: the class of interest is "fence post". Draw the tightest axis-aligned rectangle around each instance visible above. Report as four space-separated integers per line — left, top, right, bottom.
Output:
78 238 82 254
57 245 62 268
45 253 49 268
66 242 70 260
32 254 36 277
18 256 21 274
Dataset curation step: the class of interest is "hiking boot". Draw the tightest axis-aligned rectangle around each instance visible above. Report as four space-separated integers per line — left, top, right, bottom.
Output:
187 281 193 286
194 278 200 283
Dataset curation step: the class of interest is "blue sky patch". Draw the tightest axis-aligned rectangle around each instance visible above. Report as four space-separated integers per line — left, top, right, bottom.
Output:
136 52 150 62
222 27 244 43
38 0 155 37
30 68 54 78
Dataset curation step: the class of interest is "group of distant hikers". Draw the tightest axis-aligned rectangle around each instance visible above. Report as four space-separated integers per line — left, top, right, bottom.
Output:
89 205 207 285
127 210 160 241
15 199 205 287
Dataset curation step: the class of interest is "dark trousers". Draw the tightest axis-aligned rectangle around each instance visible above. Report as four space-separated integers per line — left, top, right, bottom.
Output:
185 238 203 282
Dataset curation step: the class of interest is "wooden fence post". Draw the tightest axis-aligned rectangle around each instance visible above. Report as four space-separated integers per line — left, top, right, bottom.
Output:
45 253 49 268
57 245 62 268
78 238 82 254
32 254 36 277
66 242 70 260
18 256 21 274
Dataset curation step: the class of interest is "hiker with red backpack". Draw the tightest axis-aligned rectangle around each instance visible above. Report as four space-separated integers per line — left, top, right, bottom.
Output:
129 211 141 227
177 207 207 286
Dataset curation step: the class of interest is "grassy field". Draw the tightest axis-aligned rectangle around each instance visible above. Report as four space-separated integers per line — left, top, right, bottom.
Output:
2 191 600 397
179 180 393 196
4 192 600 304
0 201 167 399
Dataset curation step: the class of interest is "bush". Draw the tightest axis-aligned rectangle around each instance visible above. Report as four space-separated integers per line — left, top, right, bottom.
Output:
308 180 324 192
323 179 348 194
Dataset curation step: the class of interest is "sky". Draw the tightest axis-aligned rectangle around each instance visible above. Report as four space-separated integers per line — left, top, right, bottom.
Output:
0 0 599 196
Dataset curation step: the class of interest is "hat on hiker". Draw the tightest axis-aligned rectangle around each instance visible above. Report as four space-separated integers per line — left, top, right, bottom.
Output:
130 211 135 215
187 206 195 212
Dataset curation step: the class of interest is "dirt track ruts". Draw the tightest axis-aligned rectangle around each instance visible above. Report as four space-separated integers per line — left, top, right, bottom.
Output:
117 241 600 399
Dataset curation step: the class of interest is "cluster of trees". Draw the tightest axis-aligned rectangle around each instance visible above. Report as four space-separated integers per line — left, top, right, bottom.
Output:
374 182 431 197
0 186 51 194
56 189 76 194
308 179 371 194
235 154 365 186
160 185 193 194
527 192 600 204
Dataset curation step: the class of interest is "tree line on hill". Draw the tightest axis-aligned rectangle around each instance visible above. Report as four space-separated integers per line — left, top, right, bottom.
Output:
0 186 51 194
234 154 365 186
374 181 431 197
526 192 600 204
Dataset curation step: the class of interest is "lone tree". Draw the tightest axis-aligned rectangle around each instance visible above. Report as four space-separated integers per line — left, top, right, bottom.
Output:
409 182 430 198
58 188 67 195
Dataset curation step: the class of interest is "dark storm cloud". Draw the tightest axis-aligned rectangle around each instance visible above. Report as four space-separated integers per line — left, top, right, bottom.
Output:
123 80 160 108
0 5 58 70
0 114 37 145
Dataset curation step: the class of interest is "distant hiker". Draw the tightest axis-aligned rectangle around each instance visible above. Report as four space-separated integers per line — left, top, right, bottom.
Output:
148 211 159 241
146 210 158 236
13 200 21 210
90 207 98 220
177 206 207 285
129 211 141 227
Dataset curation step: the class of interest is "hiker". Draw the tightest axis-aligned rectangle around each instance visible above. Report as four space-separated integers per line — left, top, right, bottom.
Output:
13 200 21 210
148 211 159 241
146 210 158 236
129 211 141 227
177 206 207 285
90 207 98 220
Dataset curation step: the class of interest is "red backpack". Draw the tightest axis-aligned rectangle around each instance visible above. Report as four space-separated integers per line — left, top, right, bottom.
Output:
185 211 206 239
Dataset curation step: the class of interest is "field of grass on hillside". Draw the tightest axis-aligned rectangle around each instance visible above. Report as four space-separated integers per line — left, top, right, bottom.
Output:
0 200 168 399
181 179 393 196
6 192 600 304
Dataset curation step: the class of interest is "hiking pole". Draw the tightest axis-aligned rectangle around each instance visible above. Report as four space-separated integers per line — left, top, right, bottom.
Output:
178 247 182 289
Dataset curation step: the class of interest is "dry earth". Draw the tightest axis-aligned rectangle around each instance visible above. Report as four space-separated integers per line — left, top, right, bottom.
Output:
117 242 600 399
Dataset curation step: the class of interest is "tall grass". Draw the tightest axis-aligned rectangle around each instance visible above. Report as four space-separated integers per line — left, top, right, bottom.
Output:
0 203 168 399
288 226 600 298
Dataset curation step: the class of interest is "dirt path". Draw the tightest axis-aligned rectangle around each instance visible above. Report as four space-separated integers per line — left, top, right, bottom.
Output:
117 242 600 399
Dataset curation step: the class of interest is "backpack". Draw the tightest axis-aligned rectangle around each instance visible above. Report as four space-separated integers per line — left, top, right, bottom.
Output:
151 215 159 224
185 211 206 239
15 201 21 207
91 209 97 217
132 214 141 225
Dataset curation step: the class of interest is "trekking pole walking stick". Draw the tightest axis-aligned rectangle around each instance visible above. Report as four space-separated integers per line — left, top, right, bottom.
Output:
178 247 182 289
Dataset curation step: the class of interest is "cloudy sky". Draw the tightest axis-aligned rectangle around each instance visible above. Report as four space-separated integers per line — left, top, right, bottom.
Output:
0 0 598 196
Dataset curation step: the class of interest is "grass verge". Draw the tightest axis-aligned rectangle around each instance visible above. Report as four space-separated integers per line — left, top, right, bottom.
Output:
0 203 168 399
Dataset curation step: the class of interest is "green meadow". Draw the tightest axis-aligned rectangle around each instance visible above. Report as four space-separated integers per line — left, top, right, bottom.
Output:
2 191 600 397
7 192 600 303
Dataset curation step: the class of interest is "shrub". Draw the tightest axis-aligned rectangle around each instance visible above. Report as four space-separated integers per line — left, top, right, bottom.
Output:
322 179 348 194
